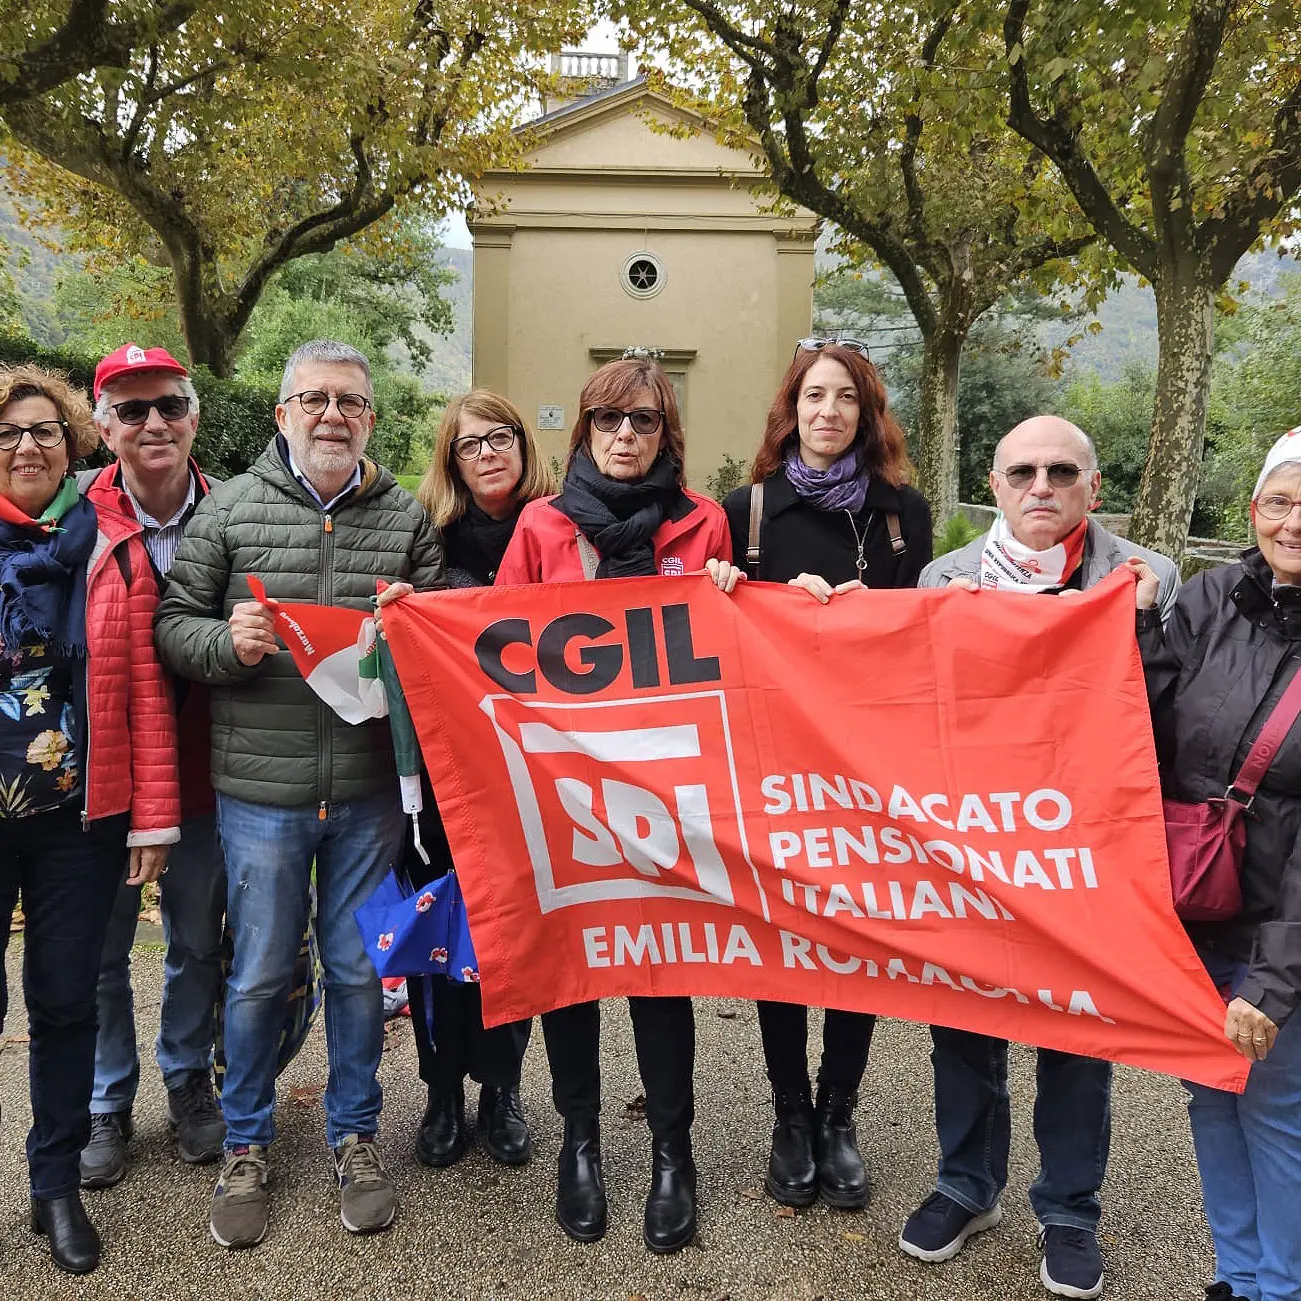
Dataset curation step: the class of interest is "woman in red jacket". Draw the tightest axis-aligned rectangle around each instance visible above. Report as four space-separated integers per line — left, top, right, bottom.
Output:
0 364 179 1275
496 355 741 1255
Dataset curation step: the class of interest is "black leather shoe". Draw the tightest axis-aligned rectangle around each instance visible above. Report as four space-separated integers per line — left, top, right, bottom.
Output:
643 1132 697 1254
814 1084 869 1209
765 1084 817 1207
31 1193 101 1275
477 1085 533 1166
556 1115 606 1243
415 1085 469 1168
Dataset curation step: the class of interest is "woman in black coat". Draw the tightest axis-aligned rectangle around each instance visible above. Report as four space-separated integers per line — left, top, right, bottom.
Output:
1133 432 1301 1301
383 389 555 1170
723 340 932 1212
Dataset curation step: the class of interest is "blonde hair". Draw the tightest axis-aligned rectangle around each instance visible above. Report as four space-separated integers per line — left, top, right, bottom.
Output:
0 363 99 459
418 389 556 527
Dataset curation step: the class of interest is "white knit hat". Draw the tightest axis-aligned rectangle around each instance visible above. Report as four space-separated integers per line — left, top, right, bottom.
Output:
1253 425 1301 499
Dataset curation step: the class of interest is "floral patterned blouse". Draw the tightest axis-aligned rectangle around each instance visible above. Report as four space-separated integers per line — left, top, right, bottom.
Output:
0 643 82 818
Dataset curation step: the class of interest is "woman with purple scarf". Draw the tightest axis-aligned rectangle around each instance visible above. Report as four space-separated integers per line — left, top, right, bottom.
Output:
723 339 931 1214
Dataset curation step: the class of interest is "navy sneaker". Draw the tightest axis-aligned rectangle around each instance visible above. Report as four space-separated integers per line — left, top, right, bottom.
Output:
1039 1225 1104 1299
1204 1285 1248 1301
898 1190 1003 1262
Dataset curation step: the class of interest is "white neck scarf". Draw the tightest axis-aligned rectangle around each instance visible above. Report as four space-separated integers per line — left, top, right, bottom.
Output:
978 513 1088 592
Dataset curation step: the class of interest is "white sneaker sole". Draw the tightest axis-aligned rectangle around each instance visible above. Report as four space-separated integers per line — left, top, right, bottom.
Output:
339 1202 397 1234
209 1214 268 1249
1040 1256 1103 1300
898 1201 1004 1262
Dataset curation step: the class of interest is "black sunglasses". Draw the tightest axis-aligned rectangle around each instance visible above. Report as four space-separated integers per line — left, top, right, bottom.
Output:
589 407 664 436
993 461 1094 489
110 394 192 425
795 337 871 360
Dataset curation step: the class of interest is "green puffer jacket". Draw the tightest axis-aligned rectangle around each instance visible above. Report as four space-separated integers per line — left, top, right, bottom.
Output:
155 436 445 807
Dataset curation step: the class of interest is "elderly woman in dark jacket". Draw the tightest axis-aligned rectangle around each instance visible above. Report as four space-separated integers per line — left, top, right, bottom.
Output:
1134 428 1301 1301
722 340 931 1213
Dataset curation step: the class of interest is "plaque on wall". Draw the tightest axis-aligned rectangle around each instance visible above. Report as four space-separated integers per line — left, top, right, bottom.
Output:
537 405 565 430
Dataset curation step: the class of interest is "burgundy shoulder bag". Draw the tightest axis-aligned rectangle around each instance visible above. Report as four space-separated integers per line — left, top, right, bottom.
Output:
1163 664 1301 921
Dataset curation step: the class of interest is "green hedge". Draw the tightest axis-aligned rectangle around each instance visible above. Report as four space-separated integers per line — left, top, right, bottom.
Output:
0 330 276 478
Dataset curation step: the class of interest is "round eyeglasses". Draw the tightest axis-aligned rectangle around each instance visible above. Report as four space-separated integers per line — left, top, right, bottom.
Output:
451 426 519 460
589 407 664 437
1255 494 1301 521
0 420 69 451
284 390 372 419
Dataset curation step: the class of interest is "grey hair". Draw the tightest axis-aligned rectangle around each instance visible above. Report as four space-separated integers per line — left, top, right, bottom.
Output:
94 374 200 425
279 340 373 403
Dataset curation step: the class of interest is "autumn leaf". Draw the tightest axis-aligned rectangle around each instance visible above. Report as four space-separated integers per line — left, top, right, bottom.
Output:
287 1084 322 1107
774 1205 797 1219
623 1093 647 1120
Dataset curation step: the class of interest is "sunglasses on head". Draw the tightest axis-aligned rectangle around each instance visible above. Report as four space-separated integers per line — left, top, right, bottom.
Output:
993 461 1093 489
110 394 192 425
795 337 870 360
588 406 664 437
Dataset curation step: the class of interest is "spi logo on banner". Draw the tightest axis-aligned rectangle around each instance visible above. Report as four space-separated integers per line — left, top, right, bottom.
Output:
480 690 770 917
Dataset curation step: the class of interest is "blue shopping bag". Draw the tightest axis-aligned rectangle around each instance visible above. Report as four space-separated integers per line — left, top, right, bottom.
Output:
354 869 479 982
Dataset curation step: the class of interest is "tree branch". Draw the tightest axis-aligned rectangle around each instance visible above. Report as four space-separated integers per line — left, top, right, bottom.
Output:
1003 0 1156 275
1145 0 1230 260
0 0 203 107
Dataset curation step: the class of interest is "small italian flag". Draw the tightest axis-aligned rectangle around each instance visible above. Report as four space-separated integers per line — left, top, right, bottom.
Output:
247 577 428 857
248 576 386 724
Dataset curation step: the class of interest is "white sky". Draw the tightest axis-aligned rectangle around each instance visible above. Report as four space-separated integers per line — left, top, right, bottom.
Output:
439 20 624 249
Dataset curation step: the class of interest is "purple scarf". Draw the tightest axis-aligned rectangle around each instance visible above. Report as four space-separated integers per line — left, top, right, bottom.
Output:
782 445 869 513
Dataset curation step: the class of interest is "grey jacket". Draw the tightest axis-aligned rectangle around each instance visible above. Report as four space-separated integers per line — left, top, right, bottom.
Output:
155 436 445 807
919 516 1181 621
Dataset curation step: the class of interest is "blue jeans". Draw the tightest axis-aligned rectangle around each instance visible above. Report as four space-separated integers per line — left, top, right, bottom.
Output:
1186 960 1301 1301
215 791 404 1149
0 808 127 1197
91 813 225 1112
930 1025 1112 1231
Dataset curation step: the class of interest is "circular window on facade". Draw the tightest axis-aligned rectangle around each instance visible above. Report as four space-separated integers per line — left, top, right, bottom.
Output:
622 251 665 300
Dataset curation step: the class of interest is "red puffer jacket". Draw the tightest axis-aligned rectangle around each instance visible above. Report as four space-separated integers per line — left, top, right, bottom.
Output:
85 462 215 817
495 489 732 585
83 505 181 844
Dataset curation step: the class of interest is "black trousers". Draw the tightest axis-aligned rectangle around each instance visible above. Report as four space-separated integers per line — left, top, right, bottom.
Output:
409 975 530 1092
541 997 695 1139
757 1000 876 1094
0 807 127 1198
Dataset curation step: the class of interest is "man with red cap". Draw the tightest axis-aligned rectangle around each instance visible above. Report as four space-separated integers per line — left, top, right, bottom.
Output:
77 343 228 1186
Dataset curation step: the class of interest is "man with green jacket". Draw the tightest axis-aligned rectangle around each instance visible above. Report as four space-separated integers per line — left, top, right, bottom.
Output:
155 340 445 1251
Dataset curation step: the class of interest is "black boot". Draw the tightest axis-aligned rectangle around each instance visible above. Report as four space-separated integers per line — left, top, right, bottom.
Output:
643 1131 697 1254
765 1084 817 1207
556 1114 606 1243
415 1083 469 1168
814 1083 869 1209
31 1193 101 1275
477 1084 533 1166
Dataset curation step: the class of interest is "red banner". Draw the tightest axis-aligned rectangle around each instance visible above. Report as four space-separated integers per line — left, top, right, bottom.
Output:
385 570 1248 1092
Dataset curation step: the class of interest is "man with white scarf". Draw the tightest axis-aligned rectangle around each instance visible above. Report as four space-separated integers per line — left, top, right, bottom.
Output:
903 414 1178 1300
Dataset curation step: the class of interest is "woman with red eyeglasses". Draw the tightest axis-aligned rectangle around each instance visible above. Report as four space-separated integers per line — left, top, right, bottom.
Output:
495 355 741 1256
722 338 931 1215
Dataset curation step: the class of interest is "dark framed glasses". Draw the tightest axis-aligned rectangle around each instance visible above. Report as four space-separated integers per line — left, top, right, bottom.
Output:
0 420 69 451
795 337 871 360
284 390 372 419
451 425 519 461
1255 494 1301 521
110 394 192 425
993 461 1093 489
589 406 664 437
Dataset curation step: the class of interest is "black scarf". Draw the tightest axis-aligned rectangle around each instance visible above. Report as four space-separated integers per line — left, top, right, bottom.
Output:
444 500 524 586
553 449 681 578
0 485 96 661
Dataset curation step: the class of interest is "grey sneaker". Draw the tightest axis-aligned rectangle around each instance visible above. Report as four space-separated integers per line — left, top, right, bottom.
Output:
333 1136 397 1234
209 1146 269 1248
80 1112 132 1189
167 1072 225 1164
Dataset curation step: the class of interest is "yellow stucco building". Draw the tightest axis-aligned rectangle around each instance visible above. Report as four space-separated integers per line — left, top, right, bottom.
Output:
469 54 820 488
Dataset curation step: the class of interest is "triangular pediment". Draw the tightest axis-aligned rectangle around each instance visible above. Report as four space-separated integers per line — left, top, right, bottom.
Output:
512 79 763 178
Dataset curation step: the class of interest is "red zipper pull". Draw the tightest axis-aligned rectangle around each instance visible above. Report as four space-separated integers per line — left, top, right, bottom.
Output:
318 801 327 821
324 515 333 534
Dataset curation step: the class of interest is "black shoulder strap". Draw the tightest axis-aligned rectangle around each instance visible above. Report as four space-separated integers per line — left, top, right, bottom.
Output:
746 481 764 580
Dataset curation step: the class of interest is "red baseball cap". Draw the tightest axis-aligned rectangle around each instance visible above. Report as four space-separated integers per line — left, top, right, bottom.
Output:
94 343 189 400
